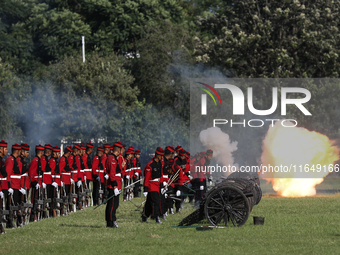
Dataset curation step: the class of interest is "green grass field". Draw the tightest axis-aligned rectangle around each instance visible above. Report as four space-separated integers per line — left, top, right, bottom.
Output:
2 194 340 255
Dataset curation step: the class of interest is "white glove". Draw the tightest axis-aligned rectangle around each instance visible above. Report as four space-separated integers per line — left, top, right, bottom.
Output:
135 172 139 177
161 188 166 195
114 188 120 196
52 182 58 188
104 174 109 180
0 191 3 199
200 185 204 190
35 183 40 189
8 188 14 195
176 190 181 196
143 192 148 197
77 181 82 188
209 181 213 186
126 175 130 179
19 188 26 195
163 181 167 187
71 179 75 185
42 182 46 189
164 193 168 198
61 181 64 187
189 175 193 180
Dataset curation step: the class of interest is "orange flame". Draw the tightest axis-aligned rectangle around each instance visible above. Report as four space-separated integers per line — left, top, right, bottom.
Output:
260 121 339 197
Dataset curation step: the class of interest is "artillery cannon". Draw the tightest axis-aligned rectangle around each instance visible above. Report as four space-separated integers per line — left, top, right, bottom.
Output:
178 172 262 227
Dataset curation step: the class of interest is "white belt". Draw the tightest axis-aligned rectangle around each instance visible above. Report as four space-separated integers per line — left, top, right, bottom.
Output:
52 175 61 178
44 172 51 175
84 169 91 172
97 170 104 173
34 176 43 178
21 173 28 177
11 175 21 179
163 175 168 178
0 178 6 181
150 178 160 182
115 173 121 177
80 170 84 173
71 171 78 173
62 173 71 176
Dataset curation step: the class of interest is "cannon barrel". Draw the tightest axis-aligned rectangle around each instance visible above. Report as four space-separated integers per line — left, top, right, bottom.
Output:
178 172 262 227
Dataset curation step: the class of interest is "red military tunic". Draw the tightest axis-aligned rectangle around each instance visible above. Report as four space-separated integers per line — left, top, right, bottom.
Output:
68 154 78 182
106 154 122 190
6 155 22 190
82 153 92 181
28 156 45 186
92 155 104 181
143 158 164 193
60 155 71 185
18 156 30 190
50 157 61 186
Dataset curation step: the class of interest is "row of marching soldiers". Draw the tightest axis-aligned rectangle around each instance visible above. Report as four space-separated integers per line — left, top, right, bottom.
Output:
0 140 143 232
141 146 213 224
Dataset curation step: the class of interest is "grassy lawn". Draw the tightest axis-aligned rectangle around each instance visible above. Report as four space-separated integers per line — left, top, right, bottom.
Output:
1 194 340 255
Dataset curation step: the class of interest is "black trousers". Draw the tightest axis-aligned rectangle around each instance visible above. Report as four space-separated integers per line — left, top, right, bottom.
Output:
174 186 182 210
105 189 119 222
165 186 174 211
160 188 166 216
193 178 207 203
133 176 140 197
144 191 160 218
92 180 103 205
12 189 21 205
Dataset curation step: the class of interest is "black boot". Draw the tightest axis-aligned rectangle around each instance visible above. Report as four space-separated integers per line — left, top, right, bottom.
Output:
106 221 113 228
142 215 148 223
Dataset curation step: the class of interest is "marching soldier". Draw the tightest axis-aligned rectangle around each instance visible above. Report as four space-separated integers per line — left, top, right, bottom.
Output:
28 144 46 222
142 147 165 224
92 146 104 206
105 141 123 228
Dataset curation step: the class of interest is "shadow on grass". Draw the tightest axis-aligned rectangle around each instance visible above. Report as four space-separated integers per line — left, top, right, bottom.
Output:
59 223 103 228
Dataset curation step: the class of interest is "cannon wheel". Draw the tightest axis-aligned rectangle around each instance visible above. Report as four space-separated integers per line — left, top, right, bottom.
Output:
204 185 250 227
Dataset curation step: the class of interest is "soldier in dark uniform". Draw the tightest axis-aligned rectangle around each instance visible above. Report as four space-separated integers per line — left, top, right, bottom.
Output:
142 147 165 224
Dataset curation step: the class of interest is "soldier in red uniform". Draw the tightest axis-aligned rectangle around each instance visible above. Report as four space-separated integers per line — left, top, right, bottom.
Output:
123 149 134 201
43 144 53 215
50 146 61 216
193 150 213 206
73 144 84 210
142 147 165 224
162 146 174 216
0 140 8 203
132 150 142 197
28 145 46 222
60 146 72 199
83 142 93 189
5 144 24 227
92 146 104 206
105 142 123 228
166 159 182 214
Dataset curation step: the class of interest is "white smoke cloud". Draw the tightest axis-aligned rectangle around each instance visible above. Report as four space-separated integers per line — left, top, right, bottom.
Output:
199 127 238 174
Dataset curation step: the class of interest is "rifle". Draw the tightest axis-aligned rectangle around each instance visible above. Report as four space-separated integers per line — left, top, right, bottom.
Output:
21 173 33 225
70 171 77 212
41 174 51 219
83 176 92 208
77 181 85 210
8 193 18 228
